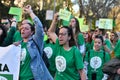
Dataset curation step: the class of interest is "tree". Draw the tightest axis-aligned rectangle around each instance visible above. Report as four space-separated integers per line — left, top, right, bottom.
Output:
0 0 15 18
108 6 120 31
76 0 120 29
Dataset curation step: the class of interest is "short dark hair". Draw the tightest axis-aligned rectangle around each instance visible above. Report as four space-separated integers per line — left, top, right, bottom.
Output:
95 34 104 43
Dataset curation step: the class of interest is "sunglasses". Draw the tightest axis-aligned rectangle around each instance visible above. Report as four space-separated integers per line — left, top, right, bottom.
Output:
1 22 9 25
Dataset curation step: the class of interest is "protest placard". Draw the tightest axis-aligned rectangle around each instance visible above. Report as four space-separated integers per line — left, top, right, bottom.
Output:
77 18 84 31
59 9 71 21
46 10 54 20
99 19 113 29
80 25 89 32
9 7 22 22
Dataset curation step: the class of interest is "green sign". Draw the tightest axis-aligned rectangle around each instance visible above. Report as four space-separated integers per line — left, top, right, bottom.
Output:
13 15 22 22
9 7 22 15
59 9 71 21
9 7 22 22
99 19 113 29
81 25 89 32
77 18 84 31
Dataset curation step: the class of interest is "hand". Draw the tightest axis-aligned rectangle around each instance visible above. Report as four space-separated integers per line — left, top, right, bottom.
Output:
53 13 59 21
117 68 120 74
13 42 21 46
23 5 33 14
11 17 17 22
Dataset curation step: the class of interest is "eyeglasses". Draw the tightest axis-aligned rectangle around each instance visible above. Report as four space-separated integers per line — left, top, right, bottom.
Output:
1 22 9 25
58 33 67 36
95 30 99 32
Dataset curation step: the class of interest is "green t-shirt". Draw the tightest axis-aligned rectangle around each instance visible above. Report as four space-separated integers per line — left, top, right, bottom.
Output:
91 40 94 49
85 42 92 52
19 42 33 80
84 50 111 80
54 39 84 80
44 41 56 77
1 27 16 46
104 39 112 50
77 33 85 45
13 30 22 42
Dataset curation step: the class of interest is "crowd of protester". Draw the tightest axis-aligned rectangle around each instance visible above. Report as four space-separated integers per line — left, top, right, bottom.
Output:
0 4 120 80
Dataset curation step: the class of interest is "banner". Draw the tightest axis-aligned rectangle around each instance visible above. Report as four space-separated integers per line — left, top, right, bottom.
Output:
0 45 21 80
99 19 113 29
59 9 71 21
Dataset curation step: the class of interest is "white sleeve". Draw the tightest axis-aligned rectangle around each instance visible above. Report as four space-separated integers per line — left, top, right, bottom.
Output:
79 43 86 54
102 74 108 80
84 61 88 79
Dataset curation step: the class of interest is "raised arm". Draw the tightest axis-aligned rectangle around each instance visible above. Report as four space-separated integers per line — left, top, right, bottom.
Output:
24 5 44 52
48 13 59 43
24 5 36 19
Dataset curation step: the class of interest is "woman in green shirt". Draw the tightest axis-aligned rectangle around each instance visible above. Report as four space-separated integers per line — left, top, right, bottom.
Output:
82 31 92 54
84 35 111 80
69 17 85 56
48 13 86 80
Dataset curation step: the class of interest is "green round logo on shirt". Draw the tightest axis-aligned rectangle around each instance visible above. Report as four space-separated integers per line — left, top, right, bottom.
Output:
44 47 53 59
55 56 66 72
90 56 102 69
21 48 27 65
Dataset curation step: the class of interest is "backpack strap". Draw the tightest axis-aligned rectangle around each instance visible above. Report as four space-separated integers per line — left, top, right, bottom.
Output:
32 38 42 55
103 51 106 62
32 38 50 68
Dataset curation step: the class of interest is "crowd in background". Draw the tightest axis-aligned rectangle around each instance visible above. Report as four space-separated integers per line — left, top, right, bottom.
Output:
0 4 120 80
